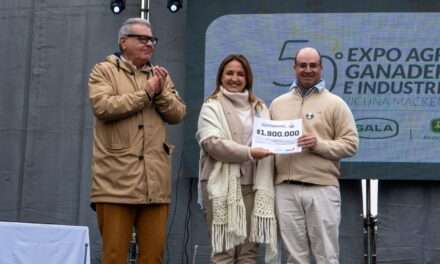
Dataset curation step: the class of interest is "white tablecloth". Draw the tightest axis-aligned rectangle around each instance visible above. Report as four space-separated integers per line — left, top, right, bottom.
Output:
0 221 90 264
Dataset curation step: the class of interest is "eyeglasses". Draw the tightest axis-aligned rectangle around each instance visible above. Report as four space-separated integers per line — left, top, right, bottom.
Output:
125 34 158 46
296 62 321 70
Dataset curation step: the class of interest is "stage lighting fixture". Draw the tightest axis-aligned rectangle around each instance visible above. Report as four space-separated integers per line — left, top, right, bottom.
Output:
167 0 182 13
110 0 126 14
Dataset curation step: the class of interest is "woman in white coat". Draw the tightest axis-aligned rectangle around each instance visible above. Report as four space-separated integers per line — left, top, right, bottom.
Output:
197 54 278 263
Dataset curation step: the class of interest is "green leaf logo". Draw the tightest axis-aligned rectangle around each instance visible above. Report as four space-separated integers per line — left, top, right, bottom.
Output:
432 119 440 133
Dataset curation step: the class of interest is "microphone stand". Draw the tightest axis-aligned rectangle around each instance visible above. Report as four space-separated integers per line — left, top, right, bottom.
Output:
363 179 377 264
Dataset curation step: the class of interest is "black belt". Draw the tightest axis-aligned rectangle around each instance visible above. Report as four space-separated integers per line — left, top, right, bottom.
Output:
284 180 315 186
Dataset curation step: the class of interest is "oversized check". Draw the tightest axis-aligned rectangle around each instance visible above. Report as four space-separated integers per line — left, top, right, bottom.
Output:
251 118 302 154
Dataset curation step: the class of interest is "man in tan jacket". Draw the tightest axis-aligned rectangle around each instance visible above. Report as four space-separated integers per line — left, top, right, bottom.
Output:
88 18 186 264
270 47 358 264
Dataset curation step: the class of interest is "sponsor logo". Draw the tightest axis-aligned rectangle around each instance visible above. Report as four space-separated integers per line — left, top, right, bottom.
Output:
432 118 440 133
305 112 315 120
356 118 399 139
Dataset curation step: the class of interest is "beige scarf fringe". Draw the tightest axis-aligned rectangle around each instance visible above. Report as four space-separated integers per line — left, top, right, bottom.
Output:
211 164 247 253
250 191 278 263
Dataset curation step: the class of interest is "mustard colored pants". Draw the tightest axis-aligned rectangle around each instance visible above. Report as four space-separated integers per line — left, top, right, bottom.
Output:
96 203 169 264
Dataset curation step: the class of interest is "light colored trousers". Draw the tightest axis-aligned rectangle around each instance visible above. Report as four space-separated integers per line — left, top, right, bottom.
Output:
202 182 258 264
275 183 341 264
96 203 169 264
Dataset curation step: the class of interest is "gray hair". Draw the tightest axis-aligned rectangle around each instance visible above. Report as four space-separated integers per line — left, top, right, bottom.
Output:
118 17 151 42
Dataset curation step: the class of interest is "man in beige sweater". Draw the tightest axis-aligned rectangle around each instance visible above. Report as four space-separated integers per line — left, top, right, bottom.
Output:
270 47 359 264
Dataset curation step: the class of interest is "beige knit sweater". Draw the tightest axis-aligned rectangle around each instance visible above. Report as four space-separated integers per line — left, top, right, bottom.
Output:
270 87 359 186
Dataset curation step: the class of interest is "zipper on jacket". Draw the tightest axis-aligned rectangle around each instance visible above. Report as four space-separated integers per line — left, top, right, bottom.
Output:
297 87 315 117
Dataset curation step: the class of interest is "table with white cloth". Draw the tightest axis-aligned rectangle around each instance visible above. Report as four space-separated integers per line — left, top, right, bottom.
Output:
0 221 90 264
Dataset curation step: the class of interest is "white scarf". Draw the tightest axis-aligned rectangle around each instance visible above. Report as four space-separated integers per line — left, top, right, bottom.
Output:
196 92 278 263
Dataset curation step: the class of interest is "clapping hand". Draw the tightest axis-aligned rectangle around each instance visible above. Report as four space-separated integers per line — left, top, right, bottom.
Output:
146 66 168 97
